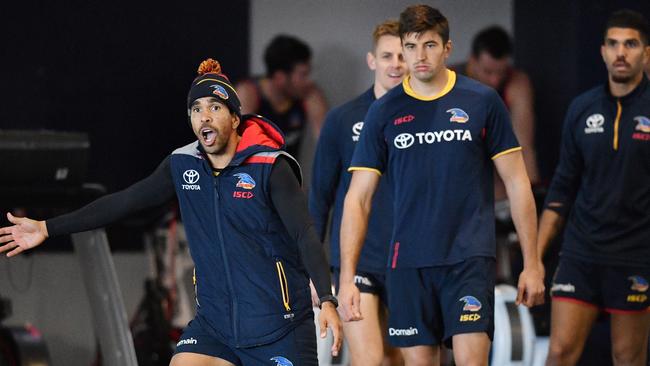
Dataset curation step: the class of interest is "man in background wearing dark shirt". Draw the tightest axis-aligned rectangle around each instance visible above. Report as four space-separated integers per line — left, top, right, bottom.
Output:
455 26 539 204
236 35 328 158
539 10 650 366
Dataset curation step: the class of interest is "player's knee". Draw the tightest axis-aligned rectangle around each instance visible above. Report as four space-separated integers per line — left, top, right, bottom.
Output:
454 361 488 366
401 358 436 366
400 350 436 366
348 337 384 365
350 349 384 366
611 340 645 366
452 356 487 366
453 351 488 366
546 340 580 365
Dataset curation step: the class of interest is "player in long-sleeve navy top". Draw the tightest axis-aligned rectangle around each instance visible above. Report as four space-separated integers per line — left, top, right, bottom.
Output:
539 10 650 366
309 20 405 366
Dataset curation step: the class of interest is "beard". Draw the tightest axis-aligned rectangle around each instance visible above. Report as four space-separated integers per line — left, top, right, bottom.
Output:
608 58 641 84
611 73 635 83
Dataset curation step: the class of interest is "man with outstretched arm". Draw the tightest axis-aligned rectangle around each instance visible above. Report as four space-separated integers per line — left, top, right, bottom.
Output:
0 58 341 366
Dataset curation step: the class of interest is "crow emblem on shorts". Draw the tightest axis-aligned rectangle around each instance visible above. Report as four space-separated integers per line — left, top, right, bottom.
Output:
629 276 649 292
459 296 482 312
270 356 294 366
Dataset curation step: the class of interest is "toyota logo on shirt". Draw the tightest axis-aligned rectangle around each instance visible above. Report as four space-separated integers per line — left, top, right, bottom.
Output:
393 130 473 149
182 170 201 191
183 170 200 184
394 133 415 149
584 113 604 134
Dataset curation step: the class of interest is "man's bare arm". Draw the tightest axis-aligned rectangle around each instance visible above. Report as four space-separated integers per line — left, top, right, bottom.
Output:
505 71 540 184
303 85 328 138
338 170 380 321
537 208 566 259
494 151 545 307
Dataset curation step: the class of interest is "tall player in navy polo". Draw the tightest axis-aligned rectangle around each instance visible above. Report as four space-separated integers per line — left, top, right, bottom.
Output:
338 5 545 366
0 59 342 366
310 19 405 366
539 10 650 366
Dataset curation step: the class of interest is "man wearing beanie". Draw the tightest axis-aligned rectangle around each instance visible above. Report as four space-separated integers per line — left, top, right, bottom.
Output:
0 58 342 366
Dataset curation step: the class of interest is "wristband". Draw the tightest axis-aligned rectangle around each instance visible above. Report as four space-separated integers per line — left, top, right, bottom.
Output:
319 295 338 309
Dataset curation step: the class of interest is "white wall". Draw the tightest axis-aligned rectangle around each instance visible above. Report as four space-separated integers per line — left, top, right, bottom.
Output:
250 0 513 107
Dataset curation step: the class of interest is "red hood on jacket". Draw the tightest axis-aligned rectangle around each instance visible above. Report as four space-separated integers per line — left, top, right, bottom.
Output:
230 114 287 166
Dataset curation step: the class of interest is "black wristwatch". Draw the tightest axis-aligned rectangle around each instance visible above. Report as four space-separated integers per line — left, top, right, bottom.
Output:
319 295 338 309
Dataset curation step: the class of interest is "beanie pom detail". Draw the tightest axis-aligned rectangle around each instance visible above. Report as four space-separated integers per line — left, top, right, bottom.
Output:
197 58 222 76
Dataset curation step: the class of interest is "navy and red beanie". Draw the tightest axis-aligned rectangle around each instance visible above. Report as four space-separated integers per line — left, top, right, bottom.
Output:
187 59 242 118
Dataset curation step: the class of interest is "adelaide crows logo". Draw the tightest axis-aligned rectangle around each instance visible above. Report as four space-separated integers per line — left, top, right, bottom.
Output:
446 108 469 123
270 356 294 366
234 173 256 190
629 276 649 292
210 84 229 100
634 116 650 133
459 296 482 312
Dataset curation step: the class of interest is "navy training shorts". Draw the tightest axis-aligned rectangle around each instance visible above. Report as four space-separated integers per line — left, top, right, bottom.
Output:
175 313 318 365
386 256 495 348
551 255 650 313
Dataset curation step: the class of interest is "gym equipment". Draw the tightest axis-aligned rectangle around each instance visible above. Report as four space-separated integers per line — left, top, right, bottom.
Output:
72 230 138 366
0 293 51 365
0 130 89 188
0 130 139 365
130 214 192 366
0 325 51 366
492 284 541 366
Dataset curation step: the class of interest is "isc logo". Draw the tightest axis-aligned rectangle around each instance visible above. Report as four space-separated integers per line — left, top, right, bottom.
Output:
233 191 254 199
394 114 415 125
627 294 647 303
459 314 481 322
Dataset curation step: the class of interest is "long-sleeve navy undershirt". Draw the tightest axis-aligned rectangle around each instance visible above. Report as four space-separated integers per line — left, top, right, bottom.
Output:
46 155 332 298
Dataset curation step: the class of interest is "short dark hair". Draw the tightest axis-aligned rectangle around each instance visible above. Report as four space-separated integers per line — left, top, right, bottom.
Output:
471 26 512 59
263 35 312 77
399 4 449 44
605 9 650 45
